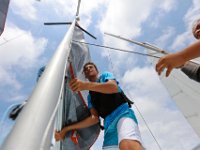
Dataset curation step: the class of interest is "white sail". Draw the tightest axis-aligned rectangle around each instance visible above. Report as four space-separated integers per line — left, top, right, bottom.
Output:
1 20 76 150
147 50 200 138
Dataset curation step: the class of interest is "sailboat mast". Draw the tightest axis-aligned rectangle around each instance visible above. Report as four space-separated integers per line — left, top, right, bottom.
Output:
76 0 81 17
2 20 76 150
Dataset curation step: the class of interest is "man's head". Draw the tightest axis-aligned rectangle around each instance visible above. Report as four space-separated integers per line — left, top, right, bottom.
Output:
192 19 200 39
83 62 99 81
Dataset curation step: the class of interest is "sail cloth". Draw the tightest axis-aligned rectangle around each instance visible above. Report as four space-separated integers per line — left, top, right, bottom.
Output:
54 25 100 150
147 49 200 137
0 0 10 35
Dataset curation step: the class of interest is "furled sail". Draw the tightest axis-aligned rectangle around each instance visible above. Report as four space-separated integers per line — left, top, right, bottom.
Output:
0 0 10 35
53 24 100 150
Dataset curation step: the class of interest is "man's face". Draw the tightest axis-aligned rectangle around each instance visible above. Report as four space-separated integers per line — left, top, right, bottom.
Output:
83 64 98 80
193 21 200 39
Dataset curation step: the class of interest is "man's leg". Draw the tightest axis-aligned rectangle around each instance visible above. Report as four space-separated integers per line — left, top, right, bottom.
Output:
119 139 142 150
117 117 142 150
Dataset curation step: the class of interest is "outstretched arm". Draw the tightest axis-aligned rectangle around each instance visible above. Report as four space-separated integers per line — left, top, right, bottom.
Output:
55 108 99 141
69 79 118 94
156 40 200 77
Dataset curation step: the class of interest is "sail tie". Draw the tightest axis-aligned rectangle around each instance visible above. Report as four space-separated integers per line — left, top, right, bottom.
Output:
70 130 80 145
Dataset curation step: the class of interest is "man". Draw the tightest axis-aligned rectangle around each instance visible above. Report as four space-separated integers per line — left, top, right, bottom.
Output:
55 62 142 150
156 19 200 82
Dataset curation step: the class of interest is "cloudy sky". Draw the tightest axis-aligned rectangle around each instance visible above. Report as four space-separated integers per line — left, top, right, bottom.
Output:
0 0 200 149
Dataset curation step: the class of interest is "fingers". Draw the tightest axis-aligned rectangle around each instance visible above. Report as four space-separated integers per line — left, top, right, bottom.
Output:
156 64 166 75
55 130 66 142
69 78 77 86
155 59 166 75
155 63 173 77
156 58 173 77
54 131 61 141
166 66 173 77
69 78 86 92
69 78 79 91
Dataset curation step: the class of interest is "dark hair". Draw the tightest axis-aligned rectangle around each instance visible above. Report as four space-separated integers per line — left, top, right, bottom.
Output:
192 19 200 39
83 62 98 73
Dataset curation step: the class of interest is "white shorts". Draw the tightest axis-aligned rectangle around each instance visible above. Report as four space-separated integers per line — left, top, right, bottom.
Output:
117 117 142 145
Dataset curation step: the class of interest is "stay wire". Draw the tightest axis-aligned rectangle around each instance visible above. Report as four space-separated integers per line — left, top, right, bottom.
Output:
0 33 25 46
73 40 161 59
106 47 116 74
0 22 44 47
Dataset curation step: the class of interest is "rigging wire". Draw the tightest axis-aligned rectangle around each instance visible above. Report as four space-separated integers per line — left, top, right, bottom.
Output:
73 40 161 59
0 33 25 46
75 40 163 149
104 32 167 54
106 47 116 75
133 103 162 150
0 22 45 47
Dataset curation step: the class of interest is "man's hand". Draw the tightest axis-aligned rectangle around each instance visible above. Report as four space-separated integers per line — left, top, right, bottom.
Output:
54 130 66 141
69 78 87 92
156 53 186 77
55 126 70 141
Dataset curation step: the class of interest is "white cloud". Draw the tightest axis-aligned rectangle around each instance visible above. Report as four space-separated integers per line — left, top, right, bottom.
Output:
11 0 38 21
0 67 21 90
158 0 177 13
154 27 175 50
10 0 107 29
170 0 200 51
99 0 177 38
170 31 193 51
0 24 47 69
184 0 200 28
0 24 47 102
98 0 181 75
101 37 139 74
42 0 107 28
99 0 155 38
147 0 177 28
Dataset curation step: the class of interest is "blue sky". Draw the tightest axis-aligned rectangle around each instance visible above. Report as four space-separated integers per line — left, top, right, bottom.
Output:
0 0 200 149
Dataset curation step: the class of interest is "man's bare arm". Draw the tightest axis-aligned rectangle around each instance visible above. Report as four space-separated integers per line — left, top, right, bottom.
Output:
55 108 99 141
69 79 118 93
